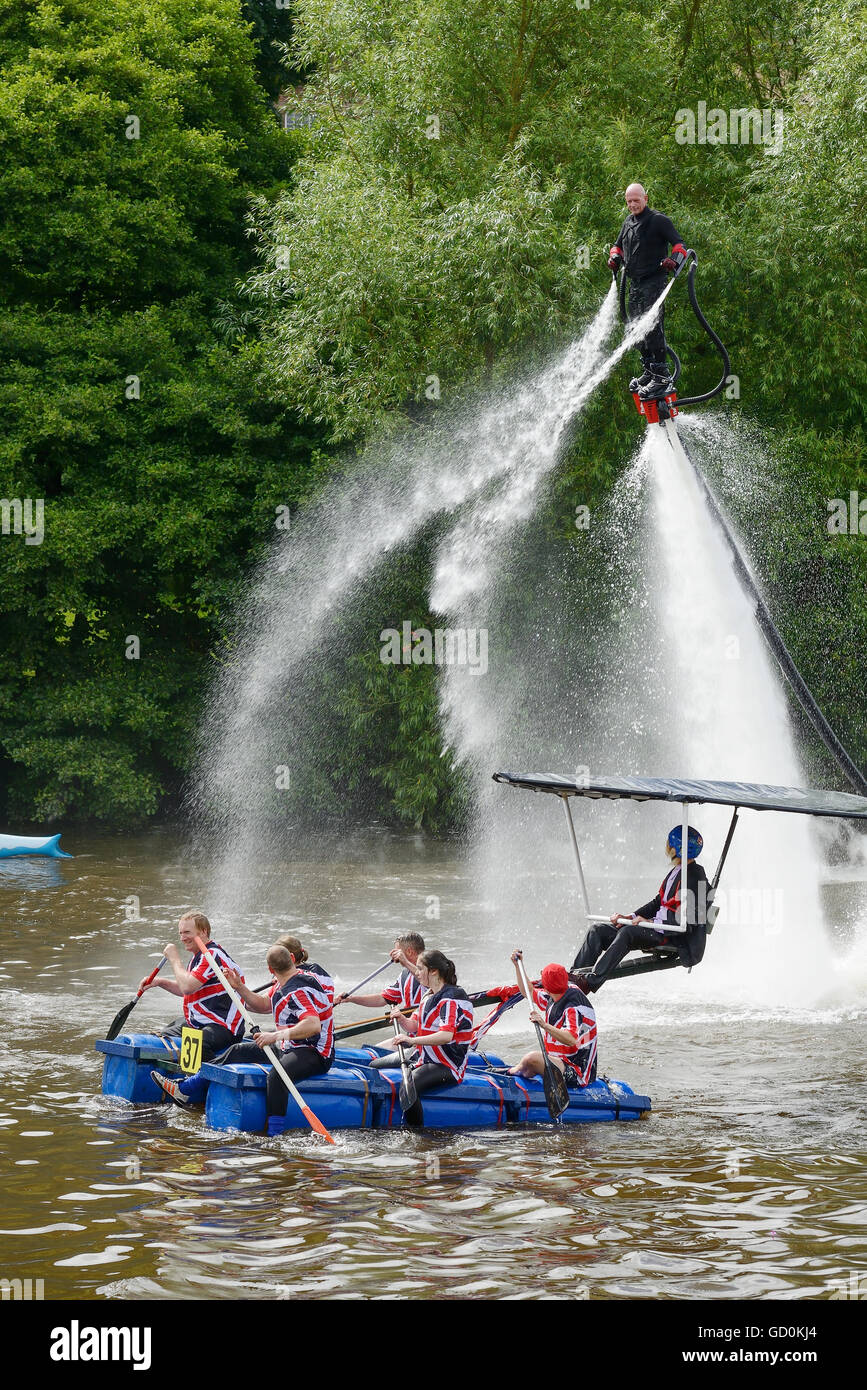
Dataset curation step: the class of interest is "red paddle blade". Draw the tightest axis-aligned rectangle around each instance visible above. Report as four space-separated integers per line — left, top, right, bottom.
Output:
300 1104 336 1144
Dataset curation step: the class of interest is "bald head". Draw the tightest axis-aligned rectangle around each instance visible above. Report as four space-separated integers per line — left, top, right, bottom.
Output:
625 184 648 214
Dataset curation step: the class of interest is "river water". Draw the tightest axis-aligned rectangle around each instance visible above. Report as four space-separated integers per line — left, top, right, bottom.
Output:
1 829 865 1302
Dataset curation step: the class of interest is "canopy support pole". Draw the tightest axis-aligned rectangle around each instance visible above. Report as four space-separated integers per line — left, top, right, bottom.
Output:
677 799 690 933
712 807 739 892
562 796 592 921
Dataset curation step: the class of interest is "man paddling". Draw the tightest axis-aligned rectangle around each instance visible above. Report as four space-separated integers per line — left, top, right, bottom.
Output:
141 911 245 1059
152 942 334 1113
335 933 425 1068
334 933 424 1011
608 183 687 400
570 825 709 992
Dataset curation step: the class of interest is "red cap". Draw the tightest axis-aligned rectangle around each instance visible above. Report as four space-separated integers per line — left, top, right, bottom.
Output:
540 963 569 995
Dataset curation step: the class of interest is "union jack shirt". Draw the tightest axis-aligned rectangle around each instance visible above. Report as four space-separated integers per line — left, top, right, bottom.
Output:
184 942 245 1035
268 961 334 1004
382 967 424 1011
532 985 598 1086
409 985 475 1081
272 971 334 1060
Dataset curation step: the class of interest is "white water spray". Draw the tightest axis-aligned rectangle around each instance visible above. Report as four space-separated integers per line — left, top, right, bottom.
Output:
195 269 857 1011
195 283 660 906
431 406 848 1008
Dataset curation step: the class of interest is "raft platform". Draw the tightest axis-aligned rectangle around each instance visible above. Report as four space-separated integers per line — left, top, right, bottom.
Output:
95 1034 651 1131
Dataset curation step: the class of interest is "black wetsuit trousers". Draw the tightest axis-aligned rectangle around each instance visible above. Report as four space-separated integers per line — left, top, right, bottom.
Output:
572 922 681 988
628 272 668 368
410 1062 456 1097
373 1056 456 1089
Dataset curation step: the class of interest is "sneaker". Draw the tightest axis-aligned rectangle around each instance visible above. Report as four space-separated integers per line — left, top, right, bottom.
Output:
151 1070 191 1106
629 369 654 392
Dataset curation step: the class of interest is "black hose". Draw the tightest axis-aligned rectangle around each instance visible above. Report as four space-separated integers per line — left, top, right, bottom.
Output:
676 252 731 407
615 251 728 403
616 267 628 325
680 435 867 797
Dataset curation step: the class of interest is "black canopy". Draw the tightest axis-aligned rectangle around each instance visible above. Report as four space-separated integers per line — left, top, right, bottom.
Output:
492 771 867 820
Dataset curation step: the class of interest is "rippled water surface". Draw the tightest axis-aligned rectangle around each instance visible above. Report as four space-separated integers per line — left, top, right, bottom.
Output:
1 830 865 1301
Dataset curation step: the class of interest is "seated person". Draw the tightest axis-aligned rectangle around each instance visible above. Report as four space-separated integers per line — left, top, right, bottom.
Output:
277 935 334 1003
152 942 333 1116
142 911 245 1059
508 954 598 1087
335 933 425 1069
391 950 474 1123
571 824 709 992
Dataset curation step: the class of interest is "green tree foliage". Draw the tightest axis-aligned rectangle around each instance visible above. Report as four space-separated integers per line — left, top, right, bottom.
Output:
2 0 864 831
241 0 300 98
234 0 867 813
0 0 326 825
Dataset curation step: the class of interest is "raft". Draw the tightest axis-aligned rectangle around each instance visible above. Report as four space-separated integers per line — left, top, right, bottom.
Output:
95 1034 651 1131
0 832 71 859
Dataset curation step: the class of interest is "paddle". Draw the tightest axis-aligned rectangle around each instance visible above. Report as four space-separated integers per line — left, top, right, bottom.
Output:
333 989 514 1043
192 935 335 1144
334 1007 412 1042
391 1015 424 1126
105 956 167 1041
334 959 394 1003
515 956 569 1121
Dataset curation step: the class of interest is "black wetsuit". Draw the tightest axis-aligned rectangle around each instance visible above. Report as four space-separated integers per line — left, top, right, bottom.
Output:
573 861 708 990
613 207 685 370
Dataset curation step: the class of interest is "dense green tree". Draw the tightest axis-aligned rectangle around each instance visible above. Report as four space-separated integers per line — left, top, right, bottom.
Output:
0 0 326 825
2 0 864 831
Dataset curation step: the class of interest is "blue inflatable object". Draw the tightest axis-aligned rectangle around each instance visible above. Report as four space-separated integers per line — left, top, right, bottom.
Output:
373 1067 514 1129
96 1034 651 1130
0 832 71 859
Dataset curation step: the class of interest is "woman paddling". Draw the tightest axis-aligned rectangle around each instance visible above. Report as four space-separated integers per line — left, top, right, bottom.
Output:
391 950 474 1113
277 935 335 1004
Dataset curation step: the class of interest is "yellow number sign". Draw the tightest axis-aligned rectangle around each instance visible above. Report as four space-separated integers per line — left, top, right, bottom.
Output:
180 1027 203 1074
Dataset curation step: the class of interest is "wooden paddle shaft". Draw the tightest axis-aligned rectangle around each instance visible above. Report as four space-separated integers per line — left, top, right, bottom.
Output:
515 957 545 1046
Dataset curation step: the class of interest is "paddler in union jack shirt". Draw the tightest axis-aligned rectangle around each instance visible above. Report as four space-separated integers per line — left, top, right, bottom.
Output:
508 952 598 1088
391 949 475 1099
152 940 333 1116
142 911 246 1059
334 934 426 1070
334 933 425 1011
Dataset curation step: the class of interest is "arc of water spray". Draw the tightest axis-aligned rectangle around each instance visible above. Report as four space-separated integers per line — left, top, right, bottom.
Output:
195 278 673 900
431 285 675 769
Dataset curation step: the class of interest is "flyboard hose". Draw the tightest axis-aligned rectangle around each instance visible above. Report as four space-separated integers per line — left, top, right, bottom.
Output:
615 252 865 792
616 250 730 403
675 434 867 798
